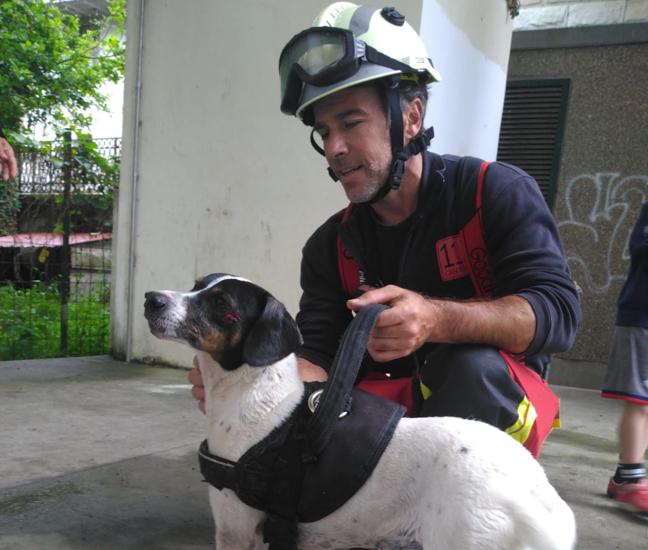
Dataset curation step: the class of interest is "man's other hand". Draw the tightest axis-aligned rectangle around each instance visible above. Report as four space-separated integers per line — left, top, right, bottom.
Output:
0 137 17 181
188 355 206 414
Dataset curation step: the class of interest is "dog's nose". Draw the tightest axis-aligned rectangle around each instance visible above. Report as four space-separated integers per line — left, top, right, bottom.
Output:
144 291 169 311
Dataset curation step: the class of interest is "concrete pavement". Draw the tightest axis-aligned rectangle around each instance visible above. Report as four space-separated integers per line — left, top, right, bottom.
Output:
1 356 647 549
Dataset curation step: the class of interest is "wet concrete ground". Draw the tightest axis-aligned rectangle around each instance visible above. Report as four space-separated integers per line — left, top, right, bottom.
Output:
1 356 647 549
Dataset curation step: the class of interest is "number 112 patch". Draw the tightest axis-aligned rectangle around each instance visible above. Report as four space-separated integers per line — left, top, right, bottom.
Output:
436 234 468 282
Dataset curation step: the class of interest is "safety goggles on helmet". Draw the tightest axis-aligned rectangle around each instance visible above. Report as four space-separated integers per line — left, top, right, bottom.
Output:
279 26 414 117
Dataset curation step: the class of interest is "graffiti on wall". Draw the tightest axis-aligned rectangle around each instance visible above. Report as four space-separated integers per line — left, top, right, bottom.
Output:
558 172 648 294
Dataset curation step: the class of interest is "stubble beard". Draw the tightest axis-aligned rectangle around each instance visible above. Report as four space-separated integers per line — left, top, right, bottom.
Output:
345 157 392 204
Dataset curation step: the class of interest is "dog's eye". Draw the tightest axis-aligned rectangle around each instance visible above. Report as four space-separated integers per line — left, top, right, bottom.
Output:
211 293 227 306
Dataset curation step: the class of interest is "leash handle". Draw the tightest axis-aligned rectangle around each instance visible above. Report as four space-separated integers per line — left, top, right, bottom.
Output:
306 303 389 455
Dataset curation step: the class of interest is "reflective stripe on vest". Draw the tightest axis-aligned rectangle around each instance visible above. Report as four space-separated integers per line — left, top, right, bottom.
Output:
504 395 538 445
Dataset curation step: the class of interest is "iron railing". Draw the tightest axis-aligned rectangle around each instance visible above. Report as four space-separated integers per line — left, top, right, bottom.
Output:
17 137 121 194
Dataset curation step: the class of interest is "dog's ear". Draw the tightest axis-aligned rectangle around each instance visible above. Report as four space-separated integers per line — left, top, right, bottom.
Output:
242 295 302 367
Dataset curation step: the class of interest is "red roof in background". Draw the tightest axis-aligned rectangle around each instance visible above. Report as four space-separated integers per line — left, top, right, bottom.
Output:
0 233 112 248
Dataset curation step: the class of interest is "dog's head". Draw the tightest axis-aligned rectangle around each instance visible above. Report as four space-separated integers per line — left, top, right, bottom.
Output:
144 273 302 370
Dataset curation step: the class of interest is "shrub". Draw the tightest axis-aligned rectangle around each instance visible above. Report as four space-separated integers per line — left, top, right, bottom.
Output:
0 281 110 360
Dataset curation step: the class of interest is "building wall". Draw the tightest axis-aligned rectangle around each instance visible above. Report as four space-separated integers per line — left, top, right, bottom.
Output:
421 0 515 159
508 31 648 381
112 0 423 366
513 2 648 386
516 0 648 29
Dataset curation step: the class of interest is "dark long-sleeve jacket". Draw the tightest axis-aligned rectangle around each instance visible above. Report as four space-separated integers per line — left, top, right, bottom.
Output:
616 201 648 329
296 152 581 378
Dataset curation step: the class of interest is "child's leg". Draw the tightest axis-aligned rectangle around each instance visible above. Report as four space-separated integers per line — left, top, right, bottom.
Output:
616 402 648 479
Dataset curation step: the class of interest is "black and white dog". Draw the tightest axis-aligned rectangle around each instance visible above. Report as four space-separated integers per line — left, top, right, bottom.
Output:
144 273 576 550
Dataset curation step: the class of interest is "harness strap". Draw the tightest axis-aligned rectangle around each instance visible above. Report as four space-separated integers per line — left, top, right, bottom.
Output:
457 161 560 458
198 396 311 550
459 161 495 297
198 440 237 490
306 303 402 456
337 203 360 296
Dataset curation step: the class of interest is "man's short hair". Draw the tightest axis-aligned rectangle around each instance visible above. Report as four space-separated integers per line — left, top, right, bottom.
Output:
370 79 429 129
398 80 428 119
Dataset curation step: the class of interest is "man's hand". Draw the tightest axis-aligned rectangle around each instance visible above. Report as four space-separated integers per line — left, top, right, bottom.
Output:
347 285 436 362
297 356 328 381
188 355 206 414
189 355 328 414
348 286 536 358
0 137 17 181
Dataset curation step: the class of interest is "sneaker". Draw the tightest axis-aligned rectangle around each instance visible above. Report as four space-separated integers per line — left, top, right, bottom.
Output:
607 477 648 514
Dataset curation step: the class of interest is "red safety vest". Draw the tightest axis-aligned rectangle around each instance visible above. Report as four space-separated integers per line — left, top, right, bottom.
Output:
336 161 559 458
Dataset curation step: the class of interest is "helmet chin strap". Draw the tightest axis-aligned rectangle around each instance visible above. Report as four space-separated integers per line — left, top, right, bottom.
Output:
365 125 434 204
323 124 434 203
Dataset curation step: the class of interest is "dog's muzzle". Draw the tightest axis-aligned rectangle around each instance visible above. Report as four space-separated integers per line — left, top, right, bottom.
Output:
144 291 169 315
144 291 186 340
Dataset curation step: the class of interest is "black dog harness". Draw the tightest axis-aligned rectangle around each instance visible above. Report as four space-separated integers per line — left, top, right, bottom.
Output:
198 304 405 549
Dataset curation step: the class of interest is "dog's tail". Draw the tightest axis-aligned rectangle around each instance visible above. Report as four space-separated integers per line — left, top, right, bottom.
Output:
511 484 577 550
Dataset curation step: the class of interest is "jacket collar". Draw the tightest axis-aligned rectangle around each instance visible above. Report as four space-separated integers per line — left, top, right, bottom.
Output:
338 152 447 277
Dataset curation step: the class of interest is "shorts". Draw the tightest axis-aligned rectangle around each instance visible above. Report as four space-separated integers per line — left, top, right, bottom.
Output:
601 326 648 404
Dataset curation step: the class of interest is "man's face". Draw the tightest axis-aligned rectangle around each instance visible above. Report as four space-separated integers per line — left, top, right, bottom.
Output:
312 86 392 204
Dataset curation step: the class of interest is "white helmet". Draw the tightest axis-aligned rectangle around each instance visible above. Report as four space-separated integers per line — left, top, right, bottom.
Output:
279 2 441 122
278 3 441 203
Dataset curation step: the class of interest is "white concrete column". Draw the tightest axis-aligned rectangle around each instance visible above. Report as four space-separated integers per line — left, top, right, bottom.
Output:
419 0 514 160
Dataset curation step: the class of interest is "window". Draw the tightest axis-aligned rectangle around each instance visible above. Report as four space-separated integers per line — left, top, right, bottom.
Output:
497 79 570 210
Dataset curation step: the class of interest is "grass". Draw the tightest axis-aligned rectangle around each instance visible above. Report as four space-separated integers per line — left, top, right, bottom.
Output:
0 281 110 360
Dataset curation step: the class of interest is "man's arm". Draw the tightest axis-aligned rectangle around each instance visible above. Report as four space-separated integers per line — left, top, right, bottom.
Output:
0 133 18 181
481 167 581 359
347 286 534 363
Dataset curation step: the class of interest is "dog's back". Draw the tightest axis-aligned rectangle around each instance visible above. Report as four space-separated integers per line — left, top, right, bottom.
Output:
397 416 576 550
299 415 576 550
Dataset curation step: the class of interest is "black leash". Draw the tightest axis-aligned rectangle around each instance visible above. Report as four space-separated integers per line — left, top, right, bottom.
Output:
305 303 388 457
262 303 390 549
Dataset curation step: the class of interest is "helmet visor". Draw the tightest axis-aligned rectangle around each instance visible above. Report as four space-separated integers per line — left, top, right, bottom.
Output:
279 27 362 115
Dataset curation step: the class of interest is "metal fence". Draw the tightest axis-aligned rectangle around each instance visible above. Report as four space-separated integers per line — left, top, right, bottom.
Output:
0 136 120 361
18 137 121 194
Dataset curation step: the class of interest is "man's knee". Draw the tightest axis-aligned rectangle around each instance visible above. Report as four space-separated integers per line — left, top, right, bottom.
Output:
420 344 509 392
417 344 523 429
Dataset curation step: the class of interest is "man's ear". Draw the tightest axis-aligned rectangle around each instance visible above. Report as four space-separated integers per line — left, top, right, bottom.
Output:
242 296 303 367
403 97 424 143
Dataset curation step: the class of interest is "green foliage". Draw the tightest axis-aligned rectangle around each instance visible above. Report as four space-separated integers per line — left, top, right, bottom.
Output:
46 131 120 197
0 0 126 133
0 0 125 235
0 281 111 360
